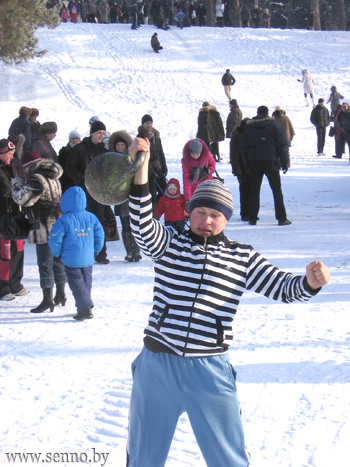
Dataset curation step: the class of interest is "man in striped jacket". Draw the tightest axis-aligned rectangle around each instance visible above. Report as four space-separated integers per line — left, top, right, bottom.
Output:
126 137 330 467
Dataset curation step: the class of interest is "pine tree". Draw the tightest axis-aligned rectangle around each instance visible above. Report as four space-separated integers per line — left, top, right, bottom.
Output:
0 0 60 65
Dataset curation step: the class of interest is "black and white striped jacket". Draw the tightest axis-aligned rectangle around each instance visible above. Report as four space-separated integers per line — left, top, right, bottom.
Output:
130 184 318 357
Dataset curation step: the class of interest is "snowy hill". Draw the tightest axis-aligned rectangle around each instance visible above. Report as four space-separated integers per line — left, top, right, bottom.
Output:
0 22 350 467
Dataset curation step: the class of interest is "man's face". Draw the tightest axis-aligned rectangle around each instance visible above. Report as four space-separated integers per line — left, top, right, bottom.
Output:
46 133 56 141
143 121 153 131
0 149 15 166
91 130 106 144
190 206 227 237
70 137 80 146
341 104 349 112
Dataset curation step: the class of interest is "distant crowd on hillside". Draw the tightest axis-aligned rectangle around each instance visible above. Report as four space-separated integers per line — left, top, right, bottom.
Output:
46 0 288 30
46 0 350 31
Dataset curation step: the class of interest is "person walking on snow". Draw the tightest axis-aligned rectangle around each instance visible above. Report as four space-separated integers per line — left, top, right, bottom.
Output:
297 69 315 107
327 86 344 116
48 186 104 321
221 69 235 101
310 98 330 156
125 136 331 467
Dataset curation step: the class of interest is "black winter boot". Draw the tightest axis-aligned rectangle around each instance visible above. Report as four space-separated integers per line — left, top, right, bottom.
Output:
54 282 67 306
31 288 55 313
122 232 134 262
73 307 93 321
131 235 142 262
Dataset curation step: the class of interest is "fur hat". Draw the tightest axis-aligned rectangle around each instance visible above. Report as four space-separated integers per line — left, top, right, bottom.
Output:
90 120 106 134
189 179 234 220
108 130 133 152
0 139 15 154
202 101 210 107
22 150 41 168
40 121 57 135
257 105 269 115
275 105 283 111
230 99 238 106
141 114 153 125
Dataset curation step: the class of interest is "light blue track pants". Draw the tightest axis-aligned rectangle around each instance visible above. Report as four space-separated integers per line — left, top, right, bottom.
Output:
127 347 250 467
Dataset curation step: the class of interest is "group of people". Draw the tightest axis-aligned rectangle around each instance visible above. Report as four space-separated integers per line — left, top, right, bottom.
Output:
298 69 348 159
226 101 293 226
240 3 271 28
0 100 333 467
50 0 273 29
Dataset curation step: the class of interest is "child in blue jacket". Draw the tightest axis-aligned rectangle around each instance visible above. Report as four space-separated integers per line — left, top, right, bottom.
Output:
49 186 104 321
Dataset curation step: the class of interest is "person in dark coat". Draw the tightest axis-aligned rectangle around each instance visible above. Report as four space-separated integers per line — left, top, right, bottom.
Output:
307 9 315 30
331 104 344 159
207 104 225 162
240 3 250 27
310 98 330 156
109 130 142 262
65 120 116 264
240 105 291 226
0 139 29 301
197 2 206 26
150 0 161 26
58 130 81 194
8 107 32 152
221 69 235 101
29 108 41 135
251 5 262 27
230 118 251 221
337 102 350 161
30 122 58 163
223 1 231 26
196 101 210 148
151 32 163 53
8 134 25 181
226 99 243 138
137 114 168 212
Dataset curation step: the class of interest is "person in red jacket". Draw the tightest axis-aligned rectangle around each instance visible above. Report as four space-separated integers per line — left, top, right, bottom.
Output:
154 178 187 231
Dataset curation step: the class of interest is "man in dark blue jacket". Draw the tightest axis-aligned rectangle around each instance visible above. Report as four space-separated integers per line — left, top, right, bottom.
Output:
240 105 291 226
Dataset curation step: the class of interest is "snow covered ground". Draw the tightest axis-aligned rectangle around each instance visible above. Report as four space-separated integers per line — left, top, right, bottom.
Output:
0 22 350 467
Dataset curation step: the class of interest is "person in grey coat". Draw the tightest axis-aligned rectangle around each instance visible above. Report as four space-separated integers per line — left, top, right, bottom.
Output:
226 99 242 138
326 86 344 116
79 0 88 21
